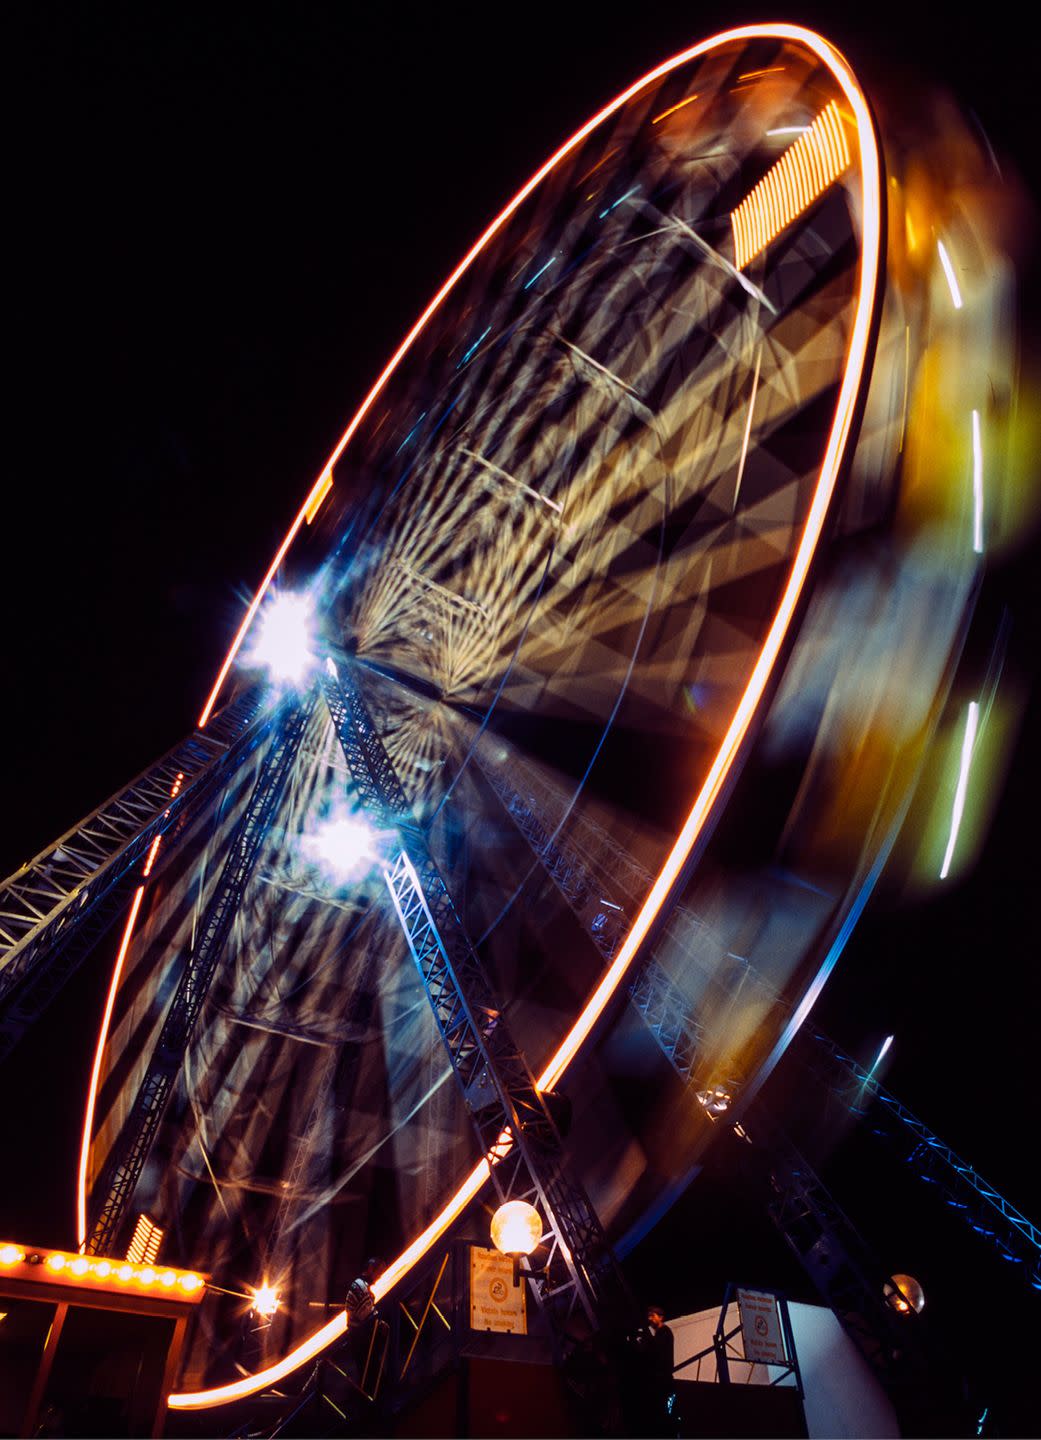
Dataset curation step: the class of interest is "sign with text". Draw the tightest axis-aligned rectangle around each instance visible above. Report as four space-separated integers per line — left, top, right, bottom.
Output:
736 1287 786 1366
469 1245 527 1334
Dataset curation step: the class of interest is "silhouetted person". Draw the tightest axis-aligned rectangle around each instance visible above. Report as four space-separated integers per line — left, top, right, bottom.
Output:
626 1305 675 1436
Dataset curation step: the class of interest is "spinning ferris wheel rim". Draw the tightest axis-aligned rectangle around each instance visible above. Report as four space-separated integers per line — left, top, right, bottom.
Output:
139 21 883 1410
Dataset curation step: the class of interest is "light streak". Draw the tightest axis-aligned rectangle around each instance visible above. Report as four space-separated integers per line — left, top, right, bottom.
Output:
460 446 563 514
732 345 762 511
667 214 776 312
457 326 491 368
394 412 427 455
598 184 640 219
523 256 557 289
731 101 851 268
766 126 808 136
303 469 334 525
937 239 963 309
76 884 145 1248
652 94 699 124
972 409 984 553
173 22 883 1408
868 1034 894 1074
940 701 979 879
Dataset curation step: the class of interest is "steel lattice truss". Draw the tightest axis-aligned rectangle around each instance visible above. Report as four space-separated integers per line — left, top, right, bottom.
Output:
0 686 269 1058
87 692 315 1256
320 657 632 1333
803 1033 1041 1293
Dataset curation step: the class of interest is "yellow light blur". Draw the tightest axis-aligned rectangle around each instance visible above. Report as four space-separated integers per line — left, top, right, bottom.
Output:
70 1257 89 1276
138 1267 156 1286
46 1254 66 1272
94 1261 111 1278
732 100 851 269
117 1264 134 1282
0 1245 25 1265
180 1274 203 1294
160 1269 177 1288
490 1201 543 1257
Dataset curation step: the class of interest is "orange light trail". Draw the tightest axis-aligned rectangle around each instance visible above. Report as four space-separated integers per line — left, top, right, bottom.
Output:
162 22 882 1409
76 884 145 1249
651 94 699 124
77 769 185 1248
304 468 334 525
731 100 851 269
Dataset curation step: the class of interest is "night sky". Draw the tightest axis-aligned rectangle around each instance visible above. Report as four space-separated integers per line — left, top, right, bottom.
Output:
4 5 1039 1433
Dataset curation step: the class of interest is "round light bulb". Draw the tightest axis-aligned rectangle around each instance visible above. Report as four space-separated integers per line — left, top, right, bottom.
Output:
94 1261 111 1279
138 1267 156 1285
179 1274 202 1294
46 1254 66 1272
160 1269 177 1288
70 1257 89 1276
117 1264 134 1282
490 1201 543 1258
0 1245 23 1266
884 1273 925 1315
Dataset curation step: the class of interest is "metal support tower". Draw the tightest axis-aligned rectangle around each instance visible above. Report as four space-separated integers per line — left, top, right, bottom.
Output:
469 757 938 1388
87 690 315 1256
0 686 270 1060
319 657 632 1336
798 1031 1041 1293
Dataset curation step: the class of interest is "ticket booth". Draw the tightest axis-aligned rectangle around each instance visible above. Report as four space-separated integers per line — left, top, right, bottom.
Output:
0 1241 206 1437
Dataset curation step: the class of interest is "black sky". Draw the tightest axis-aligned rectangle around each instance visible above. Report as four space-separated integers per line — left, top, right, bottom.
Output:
3 3 1039 1430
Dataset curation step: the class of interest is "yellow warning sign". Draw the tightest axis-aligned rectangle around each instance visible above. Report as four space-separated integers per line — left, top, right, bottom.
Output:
469 1245 527 1334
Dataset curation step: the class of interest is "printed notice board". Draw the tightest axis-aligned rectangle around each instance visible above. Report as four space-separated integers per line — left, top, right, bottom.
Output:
736 1287 786 1366
469 1245 527 1334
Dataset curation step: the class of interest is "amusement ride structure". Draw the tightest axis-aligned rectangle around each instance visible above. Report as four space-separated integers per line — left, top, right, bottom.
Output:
1 20 1036 1435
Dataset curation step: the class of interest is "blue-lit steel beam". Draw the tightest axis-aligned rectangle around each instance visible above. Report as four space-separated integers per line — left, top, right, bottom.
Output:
319 657 632 1335
0 686 271 1060
804 1032 1041 1292
86 690 315 1256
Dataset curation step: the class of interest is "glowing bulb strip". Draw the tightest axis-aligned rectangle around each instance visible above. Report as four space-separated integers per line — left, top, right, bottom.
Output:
0 1242 204 1300
168 22 882 1409
731 101 851 269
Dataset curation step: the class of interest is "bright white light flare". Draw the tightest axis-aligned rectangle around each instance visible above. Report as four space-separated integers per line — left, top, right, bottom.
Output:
247 592 316 686
251 1285 281 1317
301 812 385 884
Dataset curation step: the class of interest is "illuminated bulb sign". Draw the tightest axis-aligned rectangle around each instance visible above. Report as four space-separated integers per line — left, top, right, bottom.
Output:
0 1242 207 1304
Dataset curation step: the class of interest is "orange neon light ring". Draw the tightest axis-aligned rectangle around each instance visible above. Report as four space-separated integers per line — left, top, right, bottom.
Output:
75 22 883 1409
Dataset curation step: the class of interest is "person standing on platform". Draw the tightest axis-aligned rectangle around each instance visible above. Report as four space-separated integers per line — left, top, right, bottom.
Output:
627 1303 676 1436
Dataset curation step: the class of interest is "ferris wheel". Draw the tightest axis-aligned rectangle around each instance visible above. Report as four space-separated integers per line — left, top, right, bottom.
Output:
0 20 1022 1418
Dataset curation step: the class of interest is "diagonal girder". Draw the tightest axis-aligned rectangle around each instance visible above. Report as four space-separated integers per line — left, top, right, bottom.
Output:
86 689 316 1256
466 756 946 1390
320 656 632 1336
799 1031 1041 1294
0 686 272 1059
